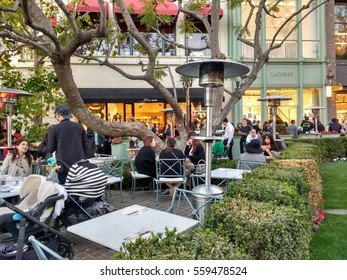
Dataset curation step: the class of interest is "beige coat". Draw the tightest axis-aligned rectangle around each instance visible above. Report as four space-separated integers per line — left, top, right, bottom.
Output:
0 153 32 177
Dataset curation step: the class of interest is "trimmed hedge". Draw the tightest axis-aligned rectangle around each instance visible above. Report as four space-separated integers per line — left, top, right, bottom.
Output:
242 163 311 196
114 227 249 260
276 159 323 211
283 137 347 161
225 178 309 212
204 197 311 260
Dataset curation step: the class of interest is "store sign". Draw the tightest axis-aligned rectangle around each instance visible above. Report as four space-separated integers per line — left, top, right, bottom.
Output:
270 72 294 78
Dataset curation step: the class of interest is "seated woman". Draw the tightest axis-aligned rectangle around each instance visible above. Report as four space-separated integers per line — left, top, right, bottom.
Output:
135 136 157 178
184 131 205 167
261 134 280 160
159 138 185 196
0 138 33 177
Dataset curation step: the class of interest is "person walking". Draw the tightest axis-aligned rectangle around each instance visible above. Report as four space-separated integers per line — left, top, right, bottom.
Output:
222 118 234 160
47 104 90 184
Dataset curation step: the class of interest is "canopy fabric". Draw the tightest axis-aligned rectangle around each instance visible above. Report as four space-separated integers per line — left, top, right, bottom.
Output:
197 5 223 16
67 0 109 14
114 0 178 15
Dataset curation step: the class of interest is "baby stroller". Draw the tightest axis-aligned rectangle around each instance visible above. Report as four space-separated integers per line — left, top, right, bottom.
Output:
54 159 115 228
0 175 73 260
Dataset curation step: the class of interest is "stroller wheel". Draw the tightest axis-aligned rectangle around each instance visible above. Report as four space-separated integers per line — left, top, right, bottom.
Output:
58 241 74 259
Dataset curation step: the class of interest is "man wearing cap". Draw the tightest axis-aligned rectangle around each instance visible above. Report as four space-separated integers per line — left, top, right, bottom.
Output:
47 104 90 184
239 139 266 169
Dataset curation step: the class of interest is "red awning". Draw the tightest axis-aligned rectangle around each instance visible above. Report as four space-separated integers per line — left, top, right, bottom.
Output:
114 0 178 15
67 0 109 14
199 6 223 16
185 5 223 18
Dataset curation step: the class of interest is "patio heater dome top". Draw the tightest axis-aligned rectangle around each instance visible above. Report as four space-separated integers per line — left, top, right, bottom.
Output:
160 108 174 113
257 95 292 102
304 106 326 110
0 88 34 97
175 59 250 78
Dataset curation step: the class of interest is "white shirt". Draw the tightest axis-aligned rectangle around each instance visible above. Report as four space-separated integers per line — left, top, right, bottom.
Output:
246 134 258 144
224 122 234 145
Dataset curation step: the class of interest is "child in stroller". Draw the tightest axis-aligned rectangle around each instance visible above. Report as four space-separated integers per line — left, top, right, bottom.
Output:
54 159 115 228
0 175 73 259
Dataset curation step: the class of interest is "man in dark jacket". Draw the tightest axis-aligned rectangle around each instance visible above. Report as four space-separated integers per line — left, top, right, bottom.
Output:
47 104 90 184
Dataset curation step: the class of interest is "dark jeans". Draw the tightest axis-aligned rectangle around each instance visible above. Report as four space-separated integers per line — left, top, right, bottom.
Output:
223 139 234 160
240 138 246 154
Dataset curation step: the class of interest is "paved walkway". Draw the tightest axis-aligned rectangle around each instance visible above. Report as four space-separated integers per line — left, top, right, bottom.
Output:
62 188 189 260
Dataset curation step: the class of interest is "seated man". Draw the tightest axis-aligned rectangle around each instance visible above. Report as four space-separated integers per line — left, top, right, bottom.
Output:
246 128 258 144
239 139 266 169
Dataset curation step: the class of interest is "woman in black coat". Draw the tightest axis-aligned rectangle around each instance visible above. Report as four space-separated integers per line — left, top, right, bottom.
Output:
184 131 205 165
135 136 157 178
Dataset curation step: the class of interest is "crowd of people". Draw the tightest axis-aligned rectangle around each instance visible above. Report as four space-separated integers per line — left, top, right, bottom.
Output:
0 102 345 196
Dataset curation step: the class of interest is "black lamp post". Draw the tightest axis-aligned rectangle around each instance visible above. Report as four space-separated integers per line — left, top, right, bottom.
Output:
176 59 249 221
257 95 292 140
305 106 326 134
0 88 34 150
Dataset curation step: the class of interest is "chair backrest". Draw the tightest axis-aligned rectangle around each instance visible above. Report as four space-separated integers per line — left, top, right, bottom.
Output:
100 158 125 178
237 159 265 170
156 158 186 179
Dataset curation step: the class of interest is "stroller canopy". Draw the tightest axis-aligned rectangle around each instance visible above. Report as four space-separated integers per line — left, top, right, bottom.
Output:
64 160 108 198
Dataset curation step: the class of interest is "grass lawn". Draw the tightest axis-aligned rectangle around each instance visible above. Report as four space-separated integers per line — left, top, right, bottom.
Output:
310 161 347 259
310 213 347 260
320 161 347 209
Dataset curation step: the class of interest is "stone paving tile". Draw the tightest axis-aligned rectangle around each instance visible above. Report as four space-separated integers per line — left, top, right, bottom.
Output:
62 189 192 260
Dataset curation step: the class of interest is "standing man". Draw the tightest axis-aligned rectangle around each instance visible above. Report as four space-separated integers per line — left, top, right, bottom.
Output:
47 104 90 184
222 118 235 160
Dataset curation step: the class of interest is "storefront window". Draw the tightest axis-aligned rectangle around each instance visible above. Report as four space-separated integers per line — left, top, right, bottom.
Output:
302 88 320 120
335 3 347 60
265 1 297 58
241 0 297 58
268 88 298 125
302 1 319 58
242 90 262 122
336 92 347 120
118 32 175 56
186 33 211 57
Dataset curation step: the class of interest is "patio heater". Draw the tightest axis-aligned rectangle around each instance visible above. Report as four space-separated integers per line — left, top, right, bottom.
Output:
305 106 326 134
0 88 34 150
160 107 174 138
176 59 249 221
257 95 292 140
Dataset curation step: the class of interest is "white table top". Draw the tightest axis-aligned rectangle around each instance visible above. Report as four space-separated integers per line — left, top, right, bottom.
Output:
0 185 21 199
67 204 200 251
191 168 250 180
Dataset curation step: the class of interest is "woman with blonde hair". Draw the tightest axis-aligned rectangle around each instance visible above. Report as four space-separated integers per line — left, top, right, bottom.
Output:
0 138 33 177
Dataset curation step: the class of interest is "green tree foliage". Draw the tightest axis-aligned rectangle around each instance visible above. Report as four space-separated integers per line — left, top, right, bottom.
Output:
0 66 65 142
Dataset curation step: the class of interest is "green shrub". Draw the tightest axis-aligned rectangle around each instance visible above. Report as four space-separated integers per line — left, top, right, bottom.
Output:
205 197 311 260
113 227 249 260
211 158 237 169
243 163 311 196
225 178 309 212
279 142 322 161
